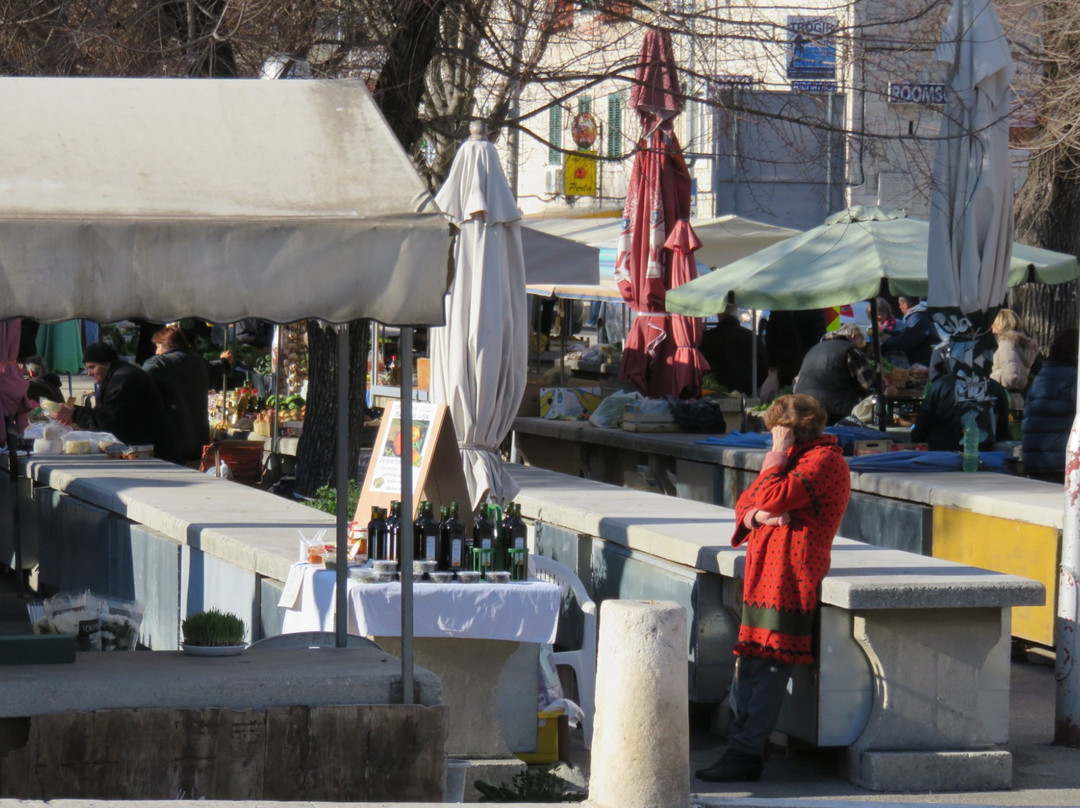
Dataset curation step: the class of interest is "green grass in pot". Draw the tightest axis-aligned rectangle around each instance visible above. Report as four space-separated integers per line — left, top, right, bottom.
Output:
182 609 246 647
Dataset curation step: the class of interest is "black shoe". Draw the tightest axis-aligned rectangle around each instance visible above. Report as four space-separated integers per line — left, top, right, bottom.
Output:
694 748 763 783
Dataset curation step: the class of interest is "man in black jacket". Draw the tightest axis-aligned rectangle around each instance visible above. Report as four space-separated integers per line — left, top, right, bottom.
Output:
57 342 175 461
143 325 212 465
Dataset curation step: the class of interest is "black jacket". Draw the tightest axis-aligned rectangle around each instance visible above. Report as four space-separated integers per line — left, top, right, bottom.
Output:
911 373 1010 452
143 349 211 463
72 361 175 460
793 336 865 420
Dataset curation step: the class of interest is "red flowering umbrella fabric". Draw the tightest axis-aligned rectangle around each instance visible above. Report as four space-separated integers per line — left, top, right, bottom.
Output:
614 28 706 399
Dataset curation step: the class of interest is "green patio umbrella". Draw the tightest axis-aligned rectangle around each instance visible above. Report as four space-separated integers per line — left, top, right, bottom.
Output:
665 206 1078 317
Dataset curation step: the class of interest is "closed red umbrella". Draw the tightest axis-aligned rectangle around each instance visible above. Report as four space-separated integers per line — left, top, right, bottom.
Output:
614 28 706 399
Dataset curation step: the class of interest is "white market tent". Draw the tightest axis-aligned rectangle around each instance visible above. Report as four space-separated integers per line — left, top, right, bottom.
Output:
0 76 454 695
522 214 799 301
0 77 451 326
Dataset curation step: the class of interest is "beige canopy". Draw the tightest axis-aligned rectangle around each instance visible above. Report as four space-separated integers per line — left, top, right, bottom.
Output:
0 77 452 326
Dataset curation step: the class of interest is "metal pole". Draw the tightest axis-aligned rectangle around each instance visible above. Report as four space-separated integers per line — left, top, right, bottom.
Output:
1056 326 1080 745
750 309 759 399
398 328 415 704
869 296 887 431
5 416 24 597
334 323 349 648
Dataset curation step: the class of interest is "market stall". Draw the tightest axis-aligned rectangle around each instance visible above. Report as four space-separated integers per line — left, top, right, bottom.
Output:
0 76 453 682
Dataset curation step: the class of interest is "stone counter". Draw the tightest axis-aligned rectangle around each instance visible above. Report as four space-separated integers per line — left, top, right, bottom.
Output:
0 647 446 801
509 462 1044 792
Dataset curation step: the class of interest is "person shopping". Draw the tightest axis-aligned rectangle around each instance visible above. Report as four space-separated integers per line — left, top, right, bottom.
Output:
143 324 212 465
989 308 1040 410
792 323 877 424
696 394 851 783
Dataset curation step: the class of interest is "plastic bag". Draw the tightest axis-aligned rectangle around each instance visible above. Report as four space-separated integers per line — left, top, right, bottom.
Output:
41 589 107 650
101 597 144 650
588 391 643 429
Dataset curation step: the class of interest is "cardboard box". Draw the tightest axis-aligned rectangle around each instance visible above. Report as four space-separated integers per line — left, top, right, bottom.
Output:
853 440 893 456
539 387 601 420
622 405 679 432
891 442 929 452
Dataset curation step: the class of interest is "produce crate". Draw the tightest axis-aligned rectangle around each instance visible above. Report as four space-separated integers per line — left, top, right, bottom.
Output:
853 440 892 456
200 440 265 485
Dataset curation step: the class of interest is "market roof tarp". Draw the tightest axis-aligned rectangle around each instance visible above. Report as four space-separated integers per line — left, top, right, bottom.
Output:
666 206 1079 317
0 77 452 326
523 214 797 301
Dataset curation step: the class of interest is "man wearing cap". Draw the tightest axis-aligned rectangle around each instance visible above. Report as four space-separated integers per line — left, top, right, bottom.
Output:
57 342 175 461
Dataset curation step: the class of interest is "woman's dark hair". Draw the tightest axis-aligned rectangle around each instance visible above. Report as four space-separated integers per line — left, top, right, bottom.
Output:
763 393 827 443
1048 328 1079 365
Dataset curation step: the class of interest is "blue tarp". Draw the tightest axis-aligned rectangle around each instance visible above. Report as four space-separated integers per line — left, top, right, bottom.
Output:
846 450 1006 473
697 424 894 454
696 435 1008 473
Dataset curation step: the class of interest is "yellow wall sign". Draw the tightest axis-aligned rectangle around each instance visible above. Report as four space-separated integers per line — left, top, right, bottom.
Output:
564 151 597 197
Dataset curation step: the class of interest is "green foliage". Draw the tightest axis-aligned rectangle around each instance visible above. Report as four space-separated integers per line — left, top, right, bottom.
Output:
307 479 361 516
182 609 246 647
475 769 585 803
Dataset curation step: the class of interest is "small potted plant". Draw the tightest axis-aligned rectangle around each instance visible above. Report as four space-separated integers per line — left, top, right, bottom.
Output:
181 609 247 656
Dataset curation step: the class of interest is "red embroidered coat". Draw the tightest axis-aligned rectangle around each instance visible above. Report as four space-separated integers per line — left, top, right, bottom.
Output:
731 434 850 665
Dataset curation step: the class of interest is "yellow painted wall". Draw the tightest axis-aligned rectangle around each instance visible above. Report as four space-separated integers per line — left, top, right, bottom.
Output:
932 507 1058 646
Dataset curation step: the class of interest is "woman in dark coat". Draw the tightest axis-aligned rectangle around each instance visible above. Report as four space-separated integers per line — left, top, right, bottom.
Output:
1022 328 1078 482
143 324 211 465
696 394 850 783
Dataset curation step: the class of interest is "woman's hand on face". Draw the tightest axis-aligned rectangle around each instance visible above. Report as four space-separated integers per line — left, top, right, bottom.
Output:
771 425 796 453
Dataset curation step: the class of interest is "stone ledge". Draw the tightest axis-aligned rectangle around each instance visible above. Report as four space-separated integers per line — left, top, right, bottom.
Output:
842 748 1012 792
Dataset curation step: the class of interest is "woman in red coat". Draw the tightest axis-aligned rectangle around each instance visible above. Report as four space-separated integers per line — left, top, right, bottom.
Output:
696 394 850 783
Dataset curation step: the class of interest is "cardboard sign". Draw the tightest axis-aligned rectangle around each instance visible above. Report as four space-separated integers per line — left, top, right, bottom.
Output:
354 401 470 525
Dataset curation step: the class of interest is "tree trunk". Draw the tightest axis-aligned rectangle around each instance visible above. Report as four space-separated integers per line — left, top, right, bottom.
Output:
295 321 369 497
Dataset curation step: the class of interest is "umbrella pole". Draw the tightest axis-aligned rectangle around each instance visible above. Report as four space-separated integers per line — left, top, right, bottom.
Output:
869 297 887 431
398 328 415 705
750 309 759 399
334 324 350 649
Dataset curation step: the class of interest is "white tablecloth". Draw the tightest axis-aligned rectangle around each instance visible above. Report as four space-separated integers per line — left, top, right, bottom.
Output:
280 563 560 644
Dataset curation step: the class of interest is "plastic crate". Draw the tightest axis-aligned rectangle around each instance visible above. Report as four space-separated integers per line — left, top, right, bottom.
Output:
516 707 565 764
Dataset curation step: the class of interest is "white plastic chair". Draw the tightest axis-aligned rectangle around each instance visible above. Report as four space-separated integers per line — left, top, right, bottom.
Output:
529 553 597 748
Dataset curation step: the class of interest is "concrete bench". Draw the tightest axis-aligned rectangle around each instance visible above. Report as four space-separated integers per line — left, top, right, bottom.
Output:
510 462 1045 792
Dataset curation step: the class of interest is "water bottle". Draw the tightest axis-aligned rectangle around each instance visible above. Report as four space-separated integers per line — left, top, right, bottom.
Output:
961 411 979 472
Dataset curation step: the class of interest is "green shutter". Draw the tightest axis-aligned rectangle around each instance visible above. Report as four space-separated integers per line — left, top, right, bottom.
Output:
549 105 563 164
607 93 622 158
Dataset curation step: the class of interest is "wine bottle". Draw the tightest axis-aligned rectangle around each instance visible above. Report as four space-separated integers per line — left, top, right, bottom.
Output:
504 502 528 578
444 500 467 571
367 505 388 561
386 500 401 562
472 504 497 574
414 501 441 563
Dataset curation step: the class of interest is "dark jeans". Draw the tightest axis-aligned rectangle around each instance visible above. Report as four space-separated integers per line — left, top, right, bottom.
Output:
727 655 794 757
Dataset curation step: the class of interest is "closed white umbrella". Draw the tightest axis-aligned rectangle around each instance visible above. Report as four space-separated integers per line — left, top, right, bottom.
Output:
431 124 528 509
927 0 1015 318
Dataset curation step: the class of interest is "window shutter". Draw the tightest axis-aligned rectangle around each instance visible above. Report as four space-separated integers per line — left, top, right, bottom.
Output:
607 93 622 158
549 105 563 164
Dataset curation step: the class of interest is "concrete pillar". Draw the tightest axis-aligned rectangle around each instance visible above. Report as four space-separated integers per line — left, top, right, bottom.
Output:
588 600 688 808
